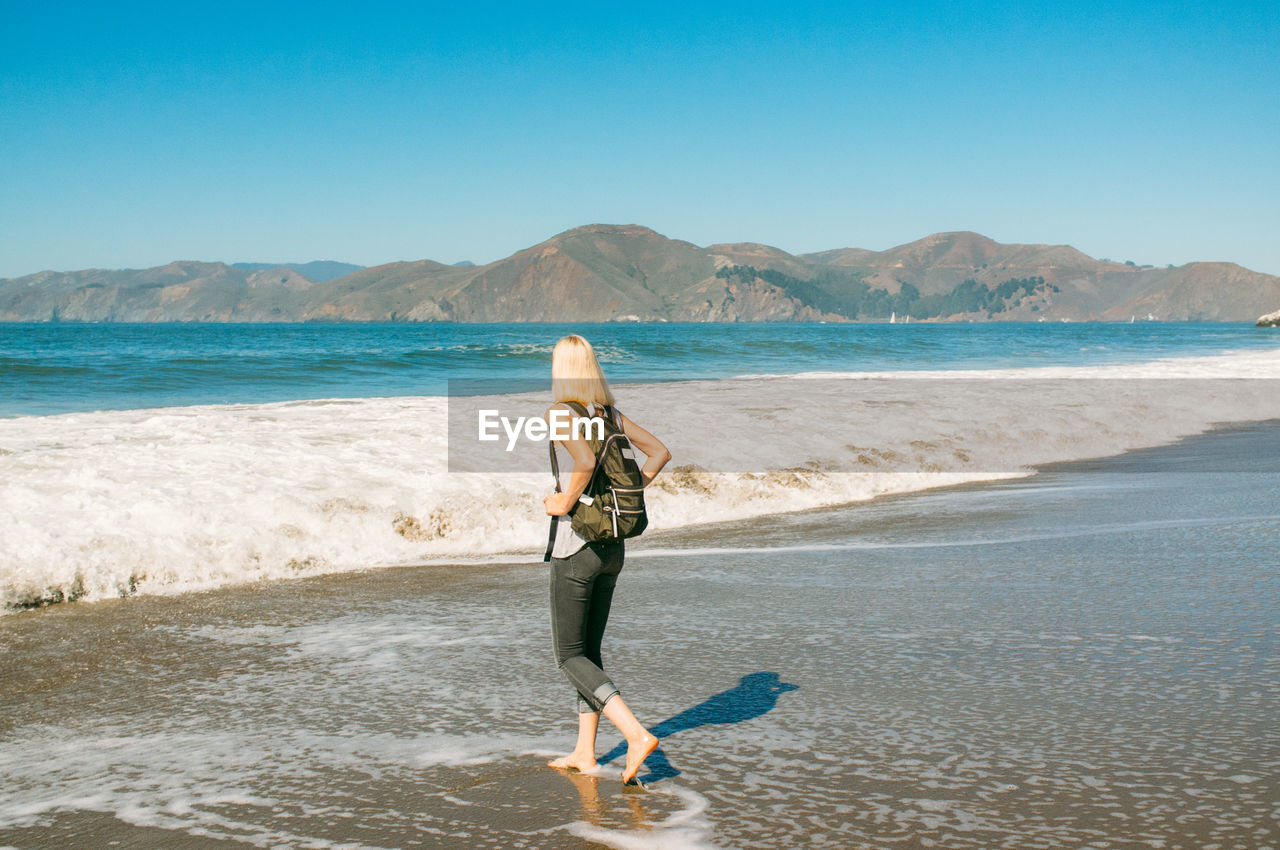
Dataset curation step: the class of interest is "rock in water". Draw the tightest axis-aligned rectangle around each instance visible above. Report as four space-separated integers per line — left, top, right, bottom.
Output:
1257 309 1280 327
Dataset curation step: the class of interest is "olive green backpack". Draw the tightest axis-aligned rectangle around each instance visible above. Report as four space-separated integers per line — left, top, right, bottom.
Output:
543 401 648 561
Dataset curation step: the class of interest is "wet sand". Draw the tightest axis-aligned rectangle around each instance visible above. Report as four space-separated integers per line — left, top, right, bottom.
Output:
2 421 1278 848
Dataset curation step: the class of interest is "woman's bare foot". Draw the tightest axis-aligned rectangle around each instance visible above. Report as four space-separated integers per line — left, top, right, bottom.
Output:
620 732 659 784
548 751 598 772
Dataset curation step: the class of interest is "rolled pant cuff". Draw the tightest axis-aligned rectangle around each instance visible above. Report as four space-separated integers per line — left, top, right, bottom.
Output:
578 683 620 713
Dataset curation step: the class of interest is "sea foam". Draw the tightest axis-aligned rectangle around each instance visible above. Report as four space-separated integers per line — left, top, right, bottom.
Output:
1 347 1277 610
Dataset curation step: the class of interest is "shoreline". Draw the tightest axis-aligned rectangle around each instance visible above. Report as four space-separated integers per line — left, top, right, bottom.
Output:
3 415 1277 847
7 414 1279 616
4 343 1279 611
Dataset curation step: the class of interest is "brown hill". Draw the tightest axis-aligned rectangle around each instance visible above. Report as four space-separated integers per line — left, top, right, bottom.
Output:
2 227 1277 322
295 224 833 322
0 262 316 322
802 231 1112 297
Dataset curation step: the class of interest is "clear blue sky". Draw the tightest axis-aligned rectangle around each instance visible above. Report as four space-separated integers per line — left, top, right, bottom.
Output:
2 0 1277 278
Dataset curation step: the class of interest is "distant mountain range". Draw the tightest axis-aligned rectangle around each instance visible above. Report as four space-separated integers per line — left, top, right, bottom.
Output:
230 261 365 282
3 225 1278 323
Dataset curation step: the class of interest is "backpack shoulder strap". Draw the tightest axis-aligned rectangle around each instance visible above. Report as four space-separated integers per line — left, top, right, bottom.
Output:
548 438 561 491
544 400 593 563
543 511 559 562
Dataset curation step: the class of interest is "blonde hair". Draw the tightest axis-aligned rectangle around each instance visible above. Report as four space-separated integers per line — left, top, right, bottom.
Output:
552 334 615 406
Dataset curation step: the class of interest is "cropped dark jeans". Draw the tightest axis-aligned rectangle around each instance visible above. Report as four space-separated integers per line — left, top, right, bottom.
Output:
550 539 625 713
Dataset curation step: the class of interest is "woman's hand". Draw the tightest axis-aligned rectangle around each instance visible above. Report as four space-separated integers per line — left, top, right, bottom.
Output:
544 492 574 516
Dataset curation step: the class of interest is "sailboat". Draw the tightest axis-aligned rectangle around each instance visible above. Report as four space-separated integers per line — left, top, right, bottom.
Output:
889 311 896 324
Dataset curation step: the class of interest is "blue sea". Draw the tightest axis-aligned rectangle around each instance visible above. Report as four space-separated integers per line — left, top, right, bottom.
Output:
3 322 1280 847
3 321 1278 417
2 319 1279 613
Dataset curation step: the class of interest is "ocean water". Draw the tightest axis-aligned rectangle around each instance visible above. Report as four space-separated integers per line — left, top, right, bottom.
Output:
1 322 1279 610
3 321 1279 416
3 322 1279 847
2 423 1276 848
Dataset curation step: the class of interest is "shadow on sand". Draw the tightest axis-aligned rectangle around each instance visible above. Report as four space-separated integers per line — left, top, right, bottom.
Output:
600 671 799 783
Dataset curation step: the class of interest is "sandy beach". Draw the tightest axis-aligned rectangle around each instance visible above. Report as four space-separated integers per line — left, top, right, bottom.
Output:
7 0 1279 844
2 419 1278 848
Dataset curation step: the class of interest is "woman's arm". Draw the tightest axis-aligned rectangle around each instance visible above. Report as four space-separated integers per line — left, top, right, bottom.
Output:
543 404 596 516
618 411 671 487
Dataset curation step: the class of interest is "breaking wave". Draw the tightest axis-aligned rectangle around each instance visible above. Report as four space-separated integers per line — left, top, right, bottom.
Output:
2 347 1278 610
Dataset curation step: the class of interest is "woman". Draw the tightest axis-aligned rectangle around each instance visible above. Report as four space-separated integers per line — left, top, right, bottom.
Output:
543 334 670 784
